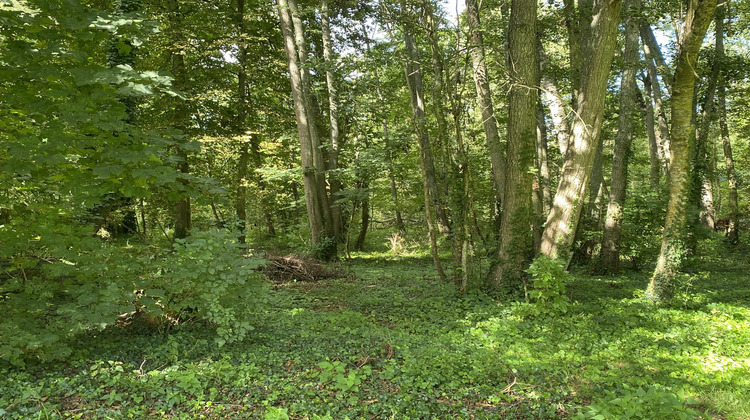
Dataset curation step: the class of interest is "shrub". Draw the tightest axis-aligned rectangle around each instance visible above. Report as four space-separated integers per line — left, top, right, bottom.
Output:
148 229 268 346
524 256 572 315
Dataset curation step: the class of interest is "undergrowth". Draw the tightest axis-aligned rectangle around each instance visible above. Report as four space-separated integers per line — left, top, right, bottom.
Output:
1 236 749 419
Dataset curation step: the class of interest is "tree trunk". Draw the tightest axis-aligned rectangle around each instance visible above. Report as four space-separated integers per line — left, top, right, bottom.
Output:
403 29 447 282
534 101 550 251
494 0 537 289
321 0 344 241
562 0 582 105
167 0 191 240
277 0 335 259
540 0 622 263
536 101 551 213
716 5 739 245
647 0 717 303
601 0 640 272
424 3 452 235
539 43 571 161
641 23 671 175
354 190 370 251
236 0 249 244
639 78 662 187
447 23 475 293
465 0 505 204
693 5 724 231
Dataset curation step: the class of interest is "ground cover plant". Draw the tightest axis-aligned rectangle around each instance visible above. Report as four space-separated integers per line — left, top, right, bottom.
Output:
1 234 748 419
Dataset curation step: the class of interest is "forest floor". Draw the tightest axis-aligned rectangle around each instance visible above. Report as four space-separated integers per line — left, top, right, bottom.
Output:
1 236 750 419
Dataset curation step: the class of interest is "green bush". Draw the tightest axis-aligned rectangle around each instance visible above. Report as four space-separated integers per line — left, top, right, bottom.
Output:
524 255 572 315
149 229 268 346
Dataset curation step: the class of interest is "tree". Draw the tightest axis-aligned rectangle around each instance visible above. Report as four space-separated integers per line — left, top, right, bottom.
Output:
494 0 537 289
601 0 641 272
647 0 718 303
466 0 505 210
276 0 337 259
539 0 622 264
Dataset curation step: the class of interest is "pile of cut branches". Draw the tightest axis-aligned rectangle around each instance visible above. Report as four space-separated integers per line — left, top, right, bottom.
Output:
261 253 348 283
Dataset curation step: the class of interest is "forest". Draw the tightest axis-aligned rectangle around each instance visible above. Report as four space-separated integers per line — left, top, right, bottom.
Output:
1 0 749 417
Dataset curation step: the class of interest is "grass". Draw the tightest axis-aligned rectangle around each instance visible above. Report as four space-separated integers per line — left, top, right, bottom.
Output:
1 235 749 419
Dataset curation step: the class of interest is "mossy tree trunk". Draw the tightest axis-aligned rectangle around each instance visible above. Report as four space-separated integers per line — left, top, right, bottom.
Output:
716 4 740 245
167 0 191 240
647 0 718 303
494 0 537 289
321 0 344 242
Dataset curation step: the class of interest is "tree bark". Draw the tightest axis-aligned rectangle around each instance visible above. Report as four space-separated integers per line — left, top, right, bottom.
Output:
465 0 505 204
647 0 718 303
536 101 551 213
601 0 640 272
539 0 622 263
236 0 249 244
424 3 452 235
494 0 537 288
403 29 447 282
167 0 191 240
277 0 335 259
641 23 671 175
639 78 662 187
562 0 582 105
693 5 723 231
538 43 571 161
321 0 344 241
716 5 739 245
354 190 370 251
640 21 671 89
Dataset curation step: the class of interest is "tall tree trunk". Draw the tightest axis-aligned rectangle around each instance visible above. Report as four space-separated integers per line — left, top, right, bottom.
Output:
647 0 717 303
277 0 335 259
465 0 505 204
641 23 671 175
403 29 447 282
287 0 335 252
167 0 191 240
562 0 582 105
601 0 640 272
639 78 662 187
321 0 344 241
540 0 622 263
538 43 571 161
716 5 739 245
692 5 723 231
494 0 537 288
640 21 671 88
536 101 551 213
424 3 452 235
236 0 249 244
354 189 370 251
534 101 550 251
447 24 475 293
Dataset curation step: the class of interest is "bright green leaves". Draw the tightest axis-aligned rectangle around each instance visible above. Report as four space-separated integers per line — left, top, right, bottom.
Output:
523 256 572 316
149 229 268 347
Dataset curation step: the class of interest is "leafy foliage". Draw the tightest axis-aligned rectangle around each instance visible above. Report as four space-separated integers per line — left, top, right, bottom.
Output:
150 229 268 346
523 255 572 315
